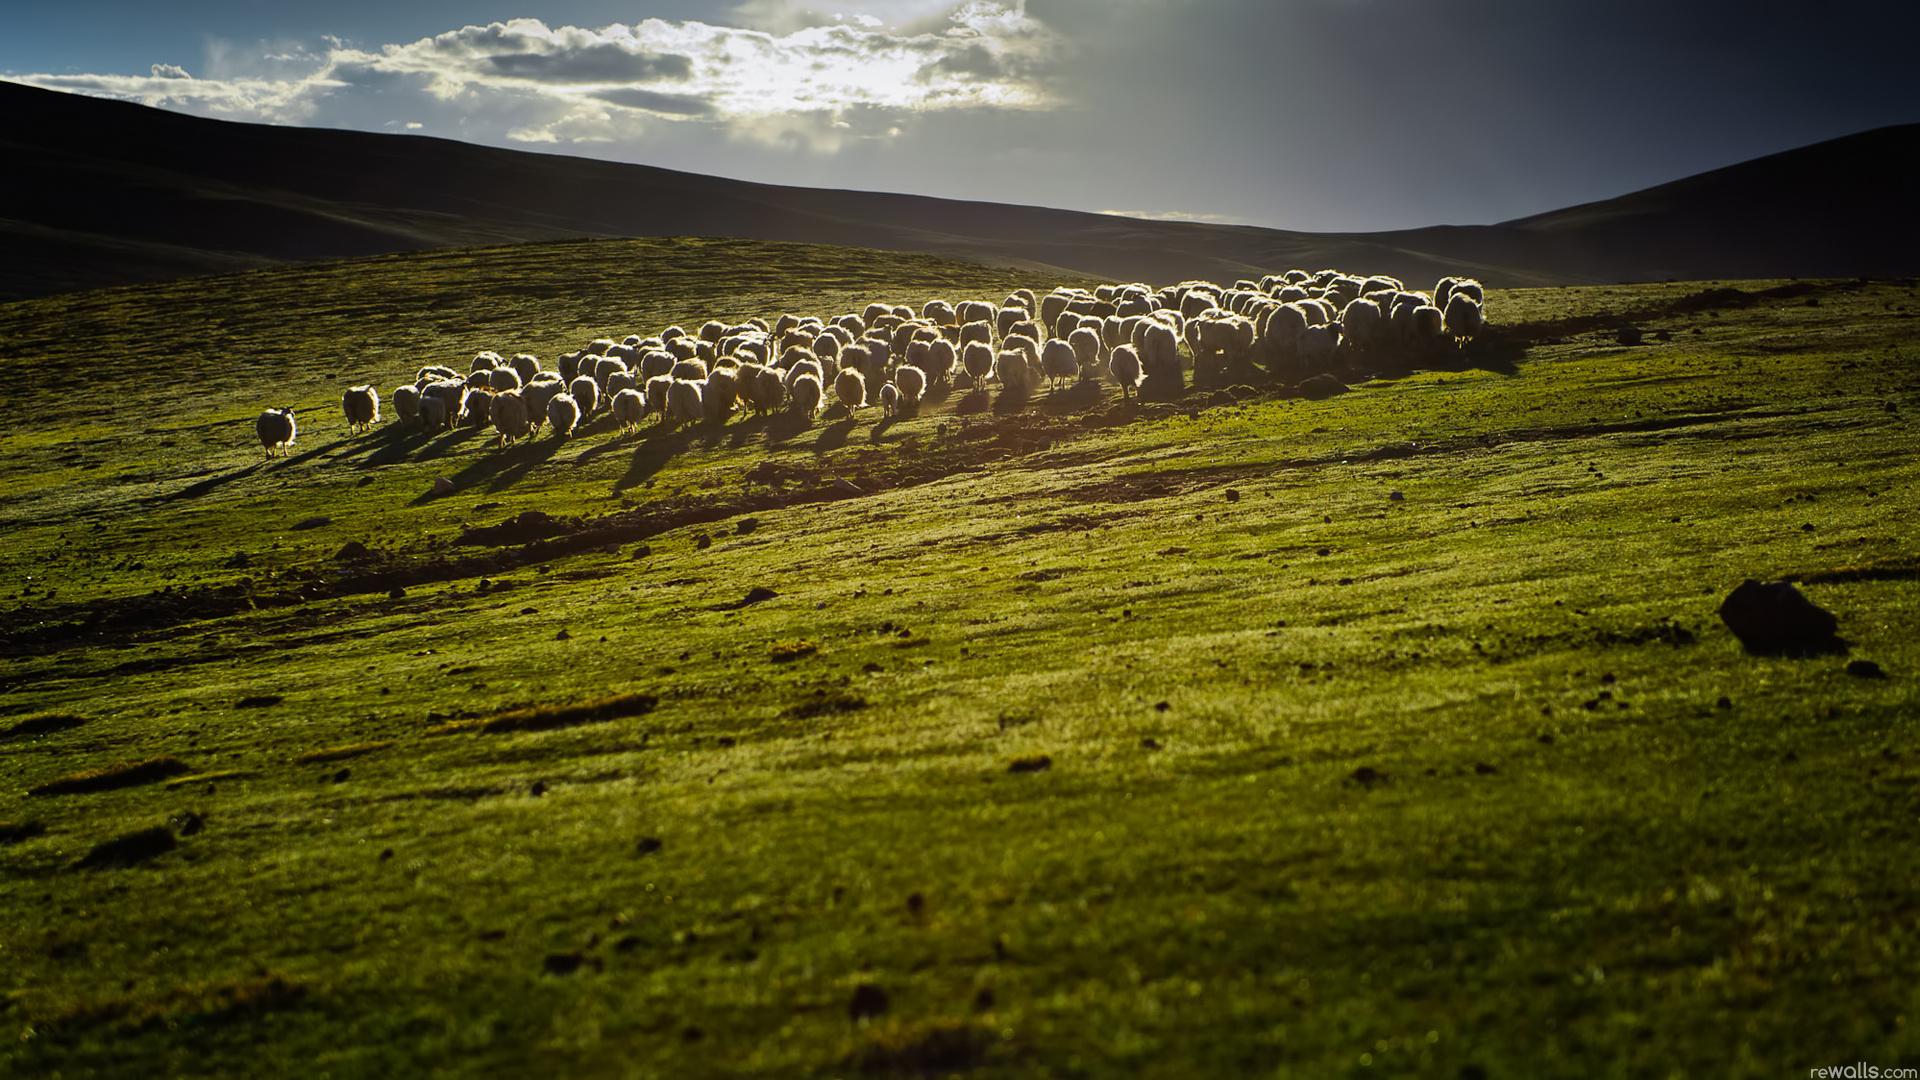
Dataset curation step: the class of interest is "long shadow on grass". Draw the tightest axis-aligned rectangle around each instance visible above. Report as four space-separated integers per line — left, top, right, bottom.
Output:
610 425 704 492
415 435 567 501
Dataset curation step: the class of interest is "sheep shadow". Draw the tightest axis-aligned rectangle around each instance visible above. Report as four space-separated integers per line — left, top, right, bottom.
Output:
991 387 1032 415
953 389 992 416
416 434 567 502
761 411 817 446
812 416 861 452
611 425 704 492
333 424 438 467
153 460 266 506
1039 381 1106 414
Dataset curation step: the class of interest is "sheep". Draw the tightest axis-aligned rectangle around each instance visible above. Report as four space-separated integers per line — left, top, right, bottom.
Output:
640 350 676 381
1067 326 1102 378
569 375 600 418
464 371 491 391
785 358 825 390
667 379 705 427
671 359 709 382
392 383 421 426
789 373 823 421
704 369 738 424
547 393 580 438
1109 344 1143 399
1041 338 1079 390
660 325 686 342
611 388 646 434
1136 319 1182 393
645 374 674 422
1339 298 1385 352
336 385 377 434
487 367 522 393
420 380 467 431
922 299 957 326
995 305 1025 339
593 355 628 390
606 370 639 398
923 339 958 386
585 339 617 356
754 366 786 414
994 348 1034 396
879 382 900 418
492 389 530 445
961 341 995 388
422 395 452 431
956 300 995 326
834 367 867 411
471 351 502 373
462 390 493 427
1412 304 1446 348
523 376 562 431
958 321 993 349
894 364 926 409
1299 324 1340 371
255 408 296 457
416 364 459 385
667 337 700 361
1441 292 1485 346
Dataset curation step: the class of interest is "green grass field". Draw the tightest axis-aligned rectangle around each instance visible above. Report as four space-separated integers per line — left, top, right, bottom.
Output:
2 238 1917 1078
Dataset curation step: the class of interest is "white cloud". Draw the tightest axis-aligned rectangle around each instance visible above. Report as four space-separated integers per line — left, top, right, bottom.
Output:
1098 208 1245 225
3 5 1062 150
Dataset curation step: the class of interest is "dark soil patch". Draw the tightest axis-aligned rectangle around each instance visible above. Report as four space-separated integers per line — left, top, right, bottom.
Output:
787 693 868 719
2 713 88 740
857 1023 995 1075
1 820 48 844
30 757 192 796
74 825 177 869
429 692 658 735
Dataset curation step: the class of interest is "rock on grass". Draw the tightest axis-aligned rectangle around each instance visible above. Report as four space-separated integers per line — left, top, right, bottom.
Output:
1717 579 1843 655
427 692 658 736
30 757 192 796
1007 755 1052 774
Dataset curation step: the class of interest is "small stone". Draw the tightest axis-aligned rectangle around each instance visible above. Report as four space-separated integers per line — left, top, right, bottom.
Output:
555 629 571 641
1388 491 1404 501
848 983 889 1021
636 836 663 855
1847 659 1886 679
1225 489 1241 503
530 781 548 797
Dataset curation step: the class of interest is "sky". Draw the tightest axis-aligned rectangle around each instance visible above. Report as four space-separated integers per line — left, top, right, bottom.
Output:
5 0 1919 232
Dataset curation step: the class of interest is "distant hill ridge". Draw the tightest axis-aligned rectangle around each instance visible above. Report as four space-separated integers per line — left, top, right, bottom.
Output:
2 79 1916 300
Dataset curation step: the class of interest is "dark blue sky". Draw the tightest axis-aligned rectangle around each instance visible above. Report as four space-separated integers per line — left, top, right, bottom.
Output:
6 0 1917 231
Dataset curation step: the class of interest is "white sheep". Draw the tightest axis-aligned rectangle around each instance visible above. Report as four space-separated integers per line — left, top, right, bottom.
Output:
523 377 562 431
994 348 1034 395
611 388 646 434
894 364 926 408
922 300 957 326
995 305 1024 339
339 385 379 434
1041 338 1079 390
962 341 995 388
492 389 530 445
923 339 958 385
470 351 502 373
643 374 673 422
671 359 709 382
419 395 448 432
392 384 421 426
1443 292 1484 345
1136 319 1182 391
789 373 823 421
511 354 541 384
834 367 867 411
547 393 580 438
879 381 900 418
667 379 705 427
1109 344 1143 399
569 375 600 418
704 369 738 424
487 367 522 393
255 408 296 457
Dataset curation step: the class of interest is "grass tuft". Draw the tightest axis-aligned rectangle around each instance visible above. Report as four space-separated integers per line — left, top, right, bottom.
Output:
28 757 192 796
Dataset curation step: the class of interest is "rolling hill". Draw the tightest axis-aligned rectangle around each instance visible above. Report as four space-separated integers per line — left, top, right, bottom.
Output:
3 77 1917 300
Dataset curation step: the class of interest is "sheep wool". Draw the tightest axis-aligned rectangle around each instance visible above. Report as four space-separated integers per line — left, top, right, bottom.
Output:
255 408 297 457
487 367 522 393
1109 344 1144 399
1041 338 1080 389
611 388 646 434
546 393 580 438
894 364 926 407
667 379 705 427
392 383 421 425
834 368 867 411
645 374 674 421
340 385 379 434
879 381 900 418
568 375 600 418
492 389 531 444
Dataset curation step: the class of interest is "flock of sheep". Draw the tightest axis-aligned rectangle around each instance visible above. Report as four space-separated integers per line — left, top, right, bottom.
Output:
253 269 1488 456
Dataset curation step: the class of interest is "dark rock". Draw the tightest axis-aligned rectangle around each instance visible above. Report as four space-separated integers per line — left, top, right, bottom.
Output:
555 629 571 641
1140 737 1161 751
290 516 332 531
1615 325 1643 346
848 983 889 1021
1717 579 1843 655
1007 755 1052 774
1349 766 1388 788
1297 374 1349 400
333 541 372 562
388 587 407 599
694 533 712 550
736 518 761 535
635 836 663 855
1388 491 1404 501
1847 659 1886 679
1225 489 1241 503
530 781 548 797
544 952 597 976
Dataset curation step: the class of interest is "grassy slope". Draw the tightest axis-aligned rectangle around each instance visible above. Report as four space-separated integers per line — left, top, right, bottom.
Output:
1 239 1918 1078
